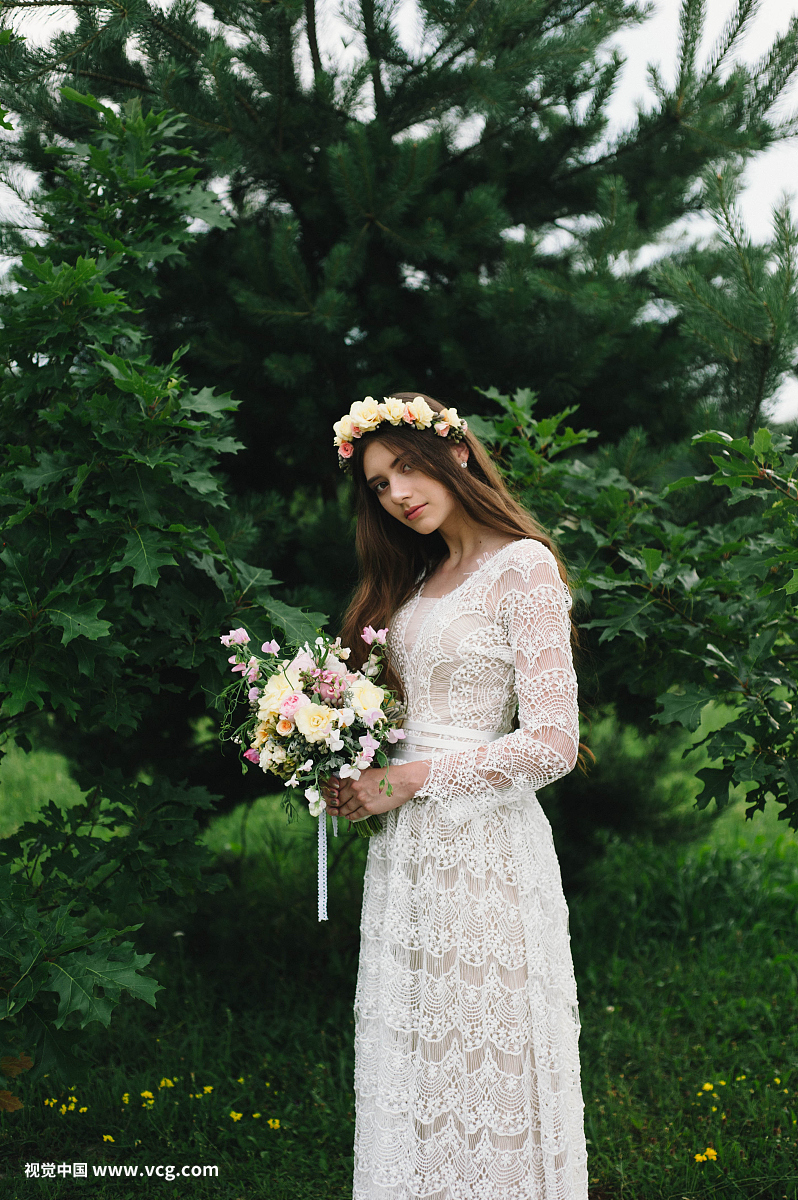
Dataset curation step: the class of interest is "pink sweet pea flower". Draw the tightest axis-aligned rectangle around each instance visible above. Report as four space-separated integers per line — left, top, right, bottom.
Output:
386 728 406 743
362 626 377 645
362 708 384 728
358 732 379 761
242 748 260 764
221 627 250 647
261 639 280 654
247 687 261 702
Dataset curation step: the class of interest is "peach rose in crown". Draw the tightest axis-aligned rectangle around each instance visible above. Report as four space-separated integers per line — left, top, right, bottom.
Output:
378 397 407 425
338 441 354 460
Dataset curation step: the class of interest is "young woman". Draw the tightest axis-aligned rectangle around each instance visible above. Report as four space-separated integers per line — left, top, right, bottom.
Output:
324 392 589 1200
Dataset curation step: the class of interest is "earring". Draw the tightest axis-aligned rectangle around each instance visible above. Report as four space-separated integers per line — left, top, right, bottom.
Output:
461 461 468 468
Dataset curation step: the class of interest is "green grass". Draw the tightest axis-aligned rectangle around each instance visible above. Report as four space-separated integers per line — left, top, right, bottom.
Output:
1 746 797 1198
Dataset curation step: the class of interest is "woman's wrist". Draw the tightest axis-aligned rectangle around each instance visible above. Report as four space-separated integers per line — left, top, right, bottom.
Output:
393 758 430 802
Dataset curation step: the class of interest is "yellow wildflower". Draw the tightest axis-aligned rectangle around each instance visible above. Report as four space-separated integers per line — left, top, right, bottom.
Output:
701 1082 713 1092
69 1096 77 1103
735 1074 746 1081
140 1091 154 1100
711 1106 717 1112
719 1080 726 1086
79 1107 87 1113
122 1094 129 1104
59 1104 67 1116
774 1077 781 1084
267 1118 280 1129
704 1147 717 1161
237 1076 244 1084
159 1078 174 1089
68 1103 75 1111
203 1085 213 1094
103 1135 114 1143
253 1113 261 1119
694 1153 707 1163
229 1111 243 1122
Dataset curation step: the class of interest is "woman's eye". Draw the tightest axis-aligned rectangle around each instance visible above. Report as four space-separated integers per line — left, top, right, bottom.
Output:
374 481 387 493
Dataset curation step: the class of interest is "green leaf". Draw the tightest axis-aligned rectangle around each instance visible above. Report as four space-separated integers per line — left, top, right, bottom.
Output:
26 1014 87 1085
694 764 737 811
47 944 161 1030
752 428 773 457
59 87 113 116
784 569 798 595
653 688 711 732
47 599 111 646
17 453 69 493
185 386 238 416
640 547 662 578
261 597 328 645
112 529 177 587
2 662 49 716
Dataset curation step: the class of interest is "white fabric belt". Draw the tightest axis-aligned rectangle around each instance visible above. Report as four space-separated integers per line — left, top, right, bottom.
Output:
397 719 505 754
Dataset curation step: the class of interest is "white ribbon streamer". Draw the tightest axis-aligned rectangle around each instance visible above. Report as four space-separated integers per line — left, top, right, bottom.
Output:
317 807 339 923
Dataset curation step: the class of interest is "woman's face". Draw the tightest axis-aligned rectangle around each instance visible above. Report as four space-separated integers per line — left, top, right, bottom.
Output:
362 439 466 535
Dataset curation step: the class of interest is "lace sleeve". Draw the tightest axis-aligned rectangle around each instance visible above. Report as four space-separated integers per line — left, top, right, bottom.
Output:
413 542 579 826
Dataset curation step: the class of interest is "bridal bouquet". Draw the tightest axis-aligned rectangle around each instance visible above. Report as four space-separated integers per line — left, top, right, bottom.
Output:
218 626 405 837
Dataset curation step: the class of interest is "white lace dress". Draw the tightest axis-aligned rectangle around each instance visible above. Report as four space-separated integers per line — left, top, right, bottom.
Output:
352 539 588 1200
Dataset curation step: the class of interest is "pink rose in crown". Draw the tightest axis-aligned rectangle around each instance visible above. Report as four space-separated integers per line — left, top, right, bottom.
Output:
279 691 311 719
338 442 354 458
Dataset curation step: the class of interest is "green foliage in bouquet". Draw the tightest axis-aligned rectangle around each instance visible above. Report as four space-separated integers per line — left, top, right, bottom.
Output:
476 386 797 830
0 95 323 1089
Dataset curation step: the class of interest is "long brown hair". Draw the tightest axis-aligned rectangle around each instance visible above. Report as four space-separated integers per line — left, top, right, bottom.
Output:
339 391 593 773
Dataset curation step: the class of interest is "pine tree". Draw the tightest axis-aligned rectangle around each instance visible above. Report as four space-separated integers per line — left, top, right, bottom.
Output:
1 0 797 616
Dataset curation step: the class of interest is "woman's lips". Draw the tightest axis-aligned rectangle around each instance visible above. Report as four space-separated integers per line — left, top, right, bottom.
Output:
405 504 426 521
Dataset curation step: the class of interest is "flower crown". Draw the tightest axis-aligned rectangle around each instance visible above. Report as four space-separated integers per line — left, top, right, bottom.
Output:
333 395 468 471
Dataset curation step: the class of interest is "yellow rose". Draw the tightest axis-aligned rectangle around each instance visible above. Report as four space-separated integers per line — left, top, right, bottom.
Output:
349 397 382 433
378 397 407 425
406 397 433 429
257 665 301 717
295 703 336 743
348 678 386 718
333 414 354 446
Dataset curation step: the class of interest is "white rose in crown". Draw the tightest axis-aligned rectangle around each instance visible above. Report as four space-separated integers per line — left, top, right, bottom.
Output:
348 678 386 719
349 397 382 434
333 414 355 446
258 665 302 717
295 703 337 743
405 397 434 429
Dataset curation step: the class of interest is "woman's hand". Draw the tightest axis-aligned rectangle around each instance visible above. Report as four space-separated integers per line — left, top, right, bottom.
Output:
322 760 430 825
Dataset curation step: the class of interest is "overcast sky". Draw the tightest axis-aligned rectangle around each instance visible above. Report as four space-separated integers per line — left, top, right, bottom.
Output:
10 0 798 421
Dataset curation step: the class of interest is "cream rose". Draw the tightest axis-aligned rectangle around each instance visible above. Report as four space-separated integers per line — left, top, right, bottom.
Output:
349 397 382 433
348 678 386 718
378 397 407 426
333 414 354 446
295 703 336 743
257 665 301 717
405 397 433 429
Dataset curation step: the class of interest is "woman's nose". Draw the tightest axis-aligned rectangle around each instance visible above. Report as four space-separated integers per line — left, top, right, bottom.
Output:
389 475 412 502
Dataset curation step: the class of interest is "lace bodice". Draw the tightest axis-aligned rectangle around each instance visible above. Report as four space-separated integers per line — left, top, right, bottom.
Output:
389 538 579 825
